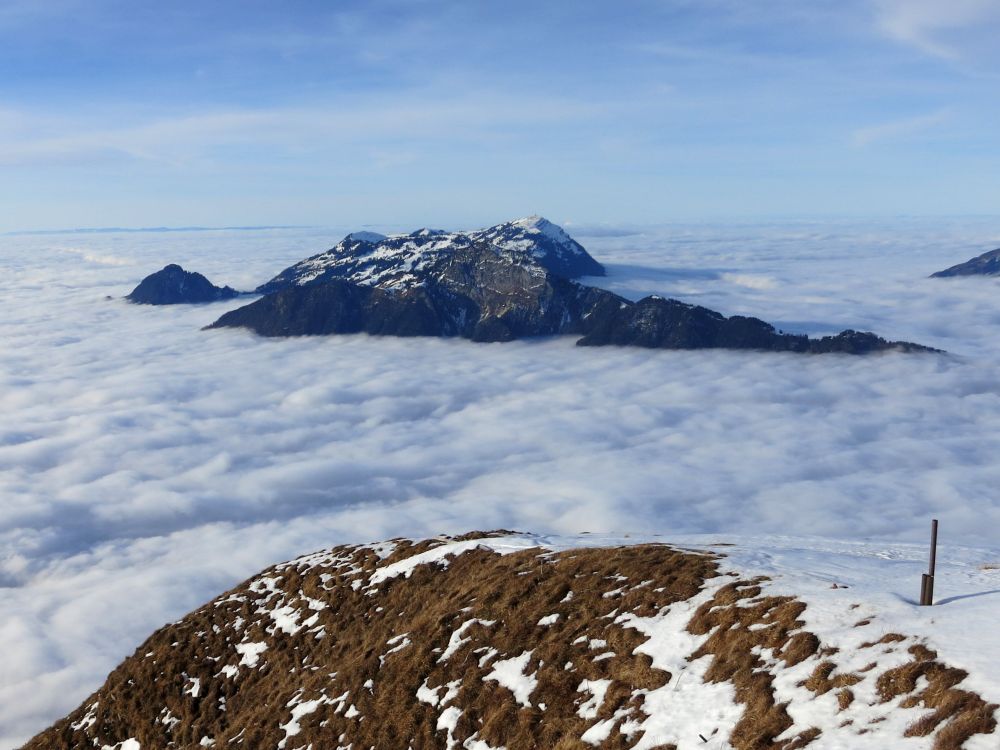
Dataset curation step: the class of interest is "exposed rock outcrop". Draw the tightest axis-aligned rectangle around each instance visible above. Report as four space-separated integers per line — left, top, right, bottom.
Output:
211 243 615 342
126 264 241 305
575 296 934 354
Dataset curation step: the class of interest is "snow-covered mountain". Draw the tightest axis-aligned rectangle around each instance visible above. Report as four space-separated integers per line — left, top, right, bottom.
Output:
255 216 605 295
22 532 998 750
470 216 605 280
211 242 933 353
114 218 932 353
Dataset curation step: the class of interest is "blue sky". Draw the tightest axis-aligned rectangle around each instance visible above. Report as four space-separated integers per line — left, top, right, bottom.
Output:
1 0 999 230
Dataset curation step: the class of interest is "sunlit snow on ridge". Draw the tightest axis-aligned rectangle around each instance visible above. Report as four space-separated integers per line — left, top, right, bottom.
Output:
2 218 1000 746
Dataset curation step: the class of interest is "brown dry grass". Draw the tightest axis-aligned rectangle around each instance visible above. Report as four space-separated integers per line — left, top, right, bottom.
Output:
859 632 907 648
21 536 998 750
876 644 998 749
22 540 717 750
687 579 823 749
800 661 861 697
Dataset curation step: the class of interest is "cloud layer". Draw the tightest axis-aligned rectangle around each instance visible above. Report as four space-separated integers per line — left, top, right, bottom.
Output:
2 220 1000 745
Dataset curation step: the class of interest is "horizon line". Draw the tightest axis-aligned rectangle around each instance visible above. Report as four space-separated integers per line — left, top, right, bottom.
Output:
2 224 318 237
5 213 1000 238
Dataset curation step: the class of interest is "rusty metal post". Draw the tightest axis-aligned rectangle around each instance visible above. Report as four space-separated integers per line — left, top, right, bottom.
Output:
929 519 938 576
921 519 938 606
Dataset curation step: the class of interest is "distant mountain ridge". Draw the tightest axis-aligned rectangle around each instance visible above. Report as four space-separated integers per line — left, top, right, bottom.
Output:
931 248 1000 278
6 225 307 236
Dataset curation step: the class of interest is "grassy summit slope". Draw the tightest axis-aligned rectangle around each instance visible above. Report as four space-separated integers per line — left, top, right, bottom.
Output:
22 533 997 750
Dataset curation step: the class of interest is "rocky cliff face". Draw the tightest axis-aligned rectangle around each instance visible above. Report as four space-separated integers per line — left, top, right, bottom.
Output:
126 264 241 305
22 533 996 750
931 248 1000 278
211 243 617 342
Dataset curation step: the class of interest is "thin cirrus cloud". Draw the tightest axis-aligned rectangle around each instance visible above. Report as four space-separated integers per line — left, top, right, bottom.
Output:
0 94 601 168
872 0 1000 59
850 109 953 148
2 1 1000 227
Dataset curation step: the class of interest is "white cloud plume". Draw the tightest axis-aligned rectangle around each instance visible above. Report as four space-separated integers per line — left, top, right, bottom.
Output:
2 220 1000 745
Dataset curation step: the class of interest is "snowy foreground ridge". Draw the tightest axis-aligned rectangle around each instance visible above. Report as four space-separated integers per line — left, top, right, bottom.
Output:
20 533 1000 750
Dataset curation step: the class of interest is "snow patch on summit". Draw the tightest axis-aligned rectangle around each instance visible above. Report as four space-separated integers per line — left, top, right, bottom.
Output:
512 215 574 244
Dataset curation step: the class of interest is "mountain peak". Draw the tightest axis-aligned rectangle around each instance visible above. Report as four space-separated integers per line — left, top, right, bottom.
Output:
255 217 606 295
514 214 547 226
126 264 241 305
513 214 550 228
501 216 581 255
510 215 569 241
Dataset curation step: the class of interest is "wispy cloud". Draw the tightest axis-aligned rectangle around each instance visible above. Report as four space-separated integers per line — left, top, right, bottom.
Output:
0 0 80 29
850 109 952 147
0 94 601 168
873 0 1000 59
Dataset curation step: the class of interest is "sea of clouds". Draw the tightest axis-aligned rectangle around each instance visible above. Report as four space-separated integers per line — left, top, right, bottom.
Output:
2 218 1000 746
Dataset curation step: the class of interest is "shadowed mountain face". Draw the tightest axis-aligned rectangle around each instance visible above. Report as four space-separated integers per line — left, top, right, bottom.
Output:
211 243 935 354
255 216 605 295
212 244 616 343
22 534 996 750
575 297 936 354
931 248 1000 278
126 264 240 305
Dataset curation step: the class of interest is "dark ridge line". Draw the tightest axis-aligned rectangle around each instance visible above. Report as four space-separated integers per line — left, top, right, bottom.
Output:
3 225 316 236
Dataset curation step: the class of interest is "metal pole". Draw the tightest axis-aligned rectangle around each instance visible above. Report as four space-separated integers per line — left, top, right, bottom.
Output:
929 519 938 577
922 519 938 606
